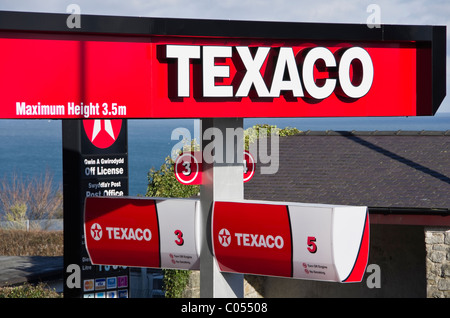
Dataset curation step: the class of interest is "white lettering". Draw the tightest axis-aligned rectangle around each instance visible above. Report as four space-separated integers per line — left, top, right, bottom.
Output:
143 228 152 241
96 166 124 175
258 235 267 247
67 102 100 118
235 233 243 245
16 102 65 116
166 45 201 97
235 46 271 97
127 228 135 240
302 47 337 99
164 44 374 101
105 227 152 241
243 233 250 246
234 232 284 249
266 235 274 248
114 227 120 240
338 47 374 98
203 46 233 97
275 236 284 249
135 228 143 241
106 227 114 239
269 47 304 97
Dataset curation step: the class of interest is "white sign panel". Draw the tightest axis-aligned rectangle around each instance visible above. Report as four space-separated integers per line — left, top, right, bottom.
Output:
156 198 200 270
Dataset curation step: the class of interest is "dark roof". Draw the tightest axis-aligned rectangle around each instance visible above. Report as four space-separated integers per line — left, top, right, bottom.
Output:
244 131 450 210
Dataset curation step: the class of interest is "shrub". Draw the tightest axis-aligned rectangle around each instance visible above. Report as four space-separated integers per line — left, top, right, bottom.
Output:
0 230 63 298
0 229 63 256
0 283 61 298
0 170 63 221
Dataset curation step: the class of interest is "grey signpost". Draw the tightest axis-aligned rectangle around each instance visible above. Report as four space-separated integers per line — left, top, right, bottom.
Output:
200 118 244 297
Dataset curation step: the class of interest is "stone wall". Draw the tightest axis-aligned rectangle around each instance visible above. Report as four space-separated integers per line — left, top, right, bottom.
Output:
425 227 450 298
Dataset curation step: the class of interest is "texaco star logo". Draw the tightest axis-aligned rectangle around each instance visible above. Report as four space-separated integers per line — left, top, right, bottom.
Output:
90 223 103 241
218 228 231 247
83 119 122 149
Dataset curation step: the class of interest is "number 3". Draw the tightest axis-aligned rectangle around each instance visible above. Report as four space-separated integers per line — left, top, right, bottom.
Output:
182 162 191 176
175 230 184 246
307 236 317 253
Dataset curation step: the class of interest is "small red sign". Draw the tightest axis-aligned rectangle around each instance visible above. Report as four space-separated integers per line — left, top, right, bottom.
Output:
243 150 255 183
174 151 254 185
84 197 160 268
83 119 122 149
174 151 202 185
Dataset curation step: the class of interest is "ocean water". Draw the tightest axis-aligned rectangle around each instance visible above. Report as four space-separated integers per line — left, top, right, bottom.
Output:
0 114 449 196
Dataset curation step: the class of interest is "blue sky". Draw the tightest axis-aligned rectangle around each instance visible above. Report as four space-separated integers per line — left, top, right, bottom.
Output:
0 0 448 113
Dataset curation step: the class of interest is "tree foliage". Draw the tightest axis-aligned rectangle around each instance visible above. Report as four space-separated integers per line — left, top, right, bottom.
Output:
146 156 200 199
0 170 63 222
244 124 300 149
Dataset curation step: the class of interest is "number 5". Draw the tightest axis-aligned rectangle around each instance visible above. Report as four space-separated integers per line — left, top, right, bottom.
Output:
307 236 317 253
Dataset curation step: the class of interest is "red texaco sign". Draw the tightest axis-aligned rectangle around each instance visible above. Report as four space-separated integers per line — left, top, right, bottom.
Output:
0 12 445 119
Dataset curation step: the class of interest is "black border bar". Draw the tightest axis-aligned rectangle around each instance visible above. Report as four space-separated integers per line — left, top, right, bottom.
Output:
0 10 442 40
0 10 446 114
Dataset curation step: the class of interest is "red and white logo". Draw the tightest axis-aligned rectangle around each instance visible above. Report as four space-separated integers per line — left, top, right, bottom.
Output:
243 150 255 183
218 228 231 247
84 197 161 269
90 223 102 241
83 119 122 149
174 152 202 185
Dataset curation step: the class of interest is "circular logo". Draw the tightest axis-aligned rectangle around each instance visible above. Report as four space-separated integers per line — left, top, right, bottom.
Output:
90 223 103 241
218 228 231 247
174 152 200 184
243 150 255 183
83 119 122 149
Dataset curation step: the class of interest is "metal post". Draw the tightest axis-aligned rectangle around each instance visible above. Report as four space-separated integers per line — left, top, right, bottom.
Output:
199 118 244 298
